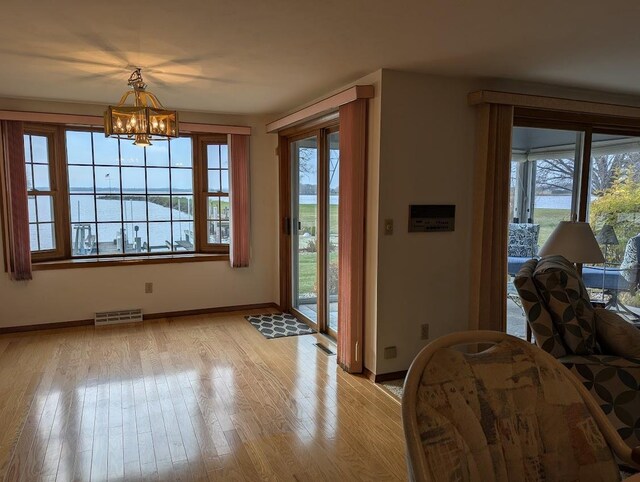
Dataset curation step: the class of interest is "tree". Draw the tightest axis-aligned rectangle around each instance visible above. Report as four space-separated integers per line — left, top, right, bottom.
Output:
590 167 640 262
534 152 640 195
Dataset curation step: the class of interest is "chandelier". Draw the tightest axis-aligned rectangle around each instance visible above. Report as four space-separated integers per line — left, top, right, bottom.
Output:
104 68 179 147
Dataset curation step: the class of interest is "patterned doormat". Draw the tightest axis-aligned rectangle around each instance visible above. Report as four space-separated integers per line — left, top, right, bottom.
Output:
245 313 316 339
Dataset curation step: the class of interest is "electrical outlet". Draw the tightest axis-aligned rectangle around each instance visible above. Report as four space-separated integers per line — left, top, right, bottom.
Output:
145 282 153 294
384 346 397 359
384 219 394 235
421 323 429 340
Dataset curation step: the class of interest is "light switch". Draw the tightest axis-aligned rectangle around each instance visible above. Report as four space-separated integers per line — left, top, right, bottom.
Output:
384 219 394 235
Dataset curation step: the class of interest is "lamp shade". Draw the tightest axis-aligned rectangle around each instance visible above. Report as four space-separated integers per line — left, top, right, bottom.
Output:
538 221 605 263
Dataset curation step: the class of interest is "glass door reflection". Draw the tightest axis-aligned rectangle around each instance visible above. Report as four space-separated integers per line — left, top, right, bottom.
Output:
291 135 319 324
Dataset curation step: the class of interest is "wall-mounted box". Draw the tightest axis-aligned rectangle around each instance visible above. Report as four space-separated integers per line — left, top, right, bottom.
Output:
408 205 455 232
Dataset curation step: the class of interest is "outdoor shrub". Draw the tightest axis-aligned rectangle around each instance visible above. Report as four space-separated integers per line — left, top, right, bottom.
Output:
590 169 640 263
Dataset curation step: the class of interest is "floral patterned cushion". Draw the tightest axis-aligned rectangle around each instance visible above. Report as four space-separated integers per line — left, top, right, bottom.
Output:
416 339 620 481
620 234 640 288
508 223 540 257
533 256 598 355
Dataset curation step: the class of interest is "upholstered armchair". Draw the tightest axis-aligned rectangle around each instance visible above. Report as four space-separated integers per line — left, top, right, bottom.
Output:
514 255 640 453
402 331 640 481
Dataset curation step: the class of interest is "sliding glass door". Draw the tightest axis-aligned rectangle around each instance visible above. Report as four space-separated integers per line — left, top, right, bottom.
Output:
508 126 582 337
289 126 339 337
508 120 640 338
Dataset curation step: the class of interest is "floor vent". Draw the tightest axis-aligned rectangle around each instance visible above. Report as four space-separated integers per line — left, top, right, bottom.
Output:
314 342 336 356
95 309 143 326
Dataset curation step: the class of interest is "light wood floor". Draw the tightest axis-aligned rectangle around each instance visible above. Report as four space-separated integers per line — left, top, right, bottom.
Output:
0 310 407 481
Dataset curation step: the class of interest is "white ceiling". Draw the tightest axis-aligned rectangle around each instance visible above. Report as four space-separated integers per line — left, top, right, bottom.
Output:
1 0 640 115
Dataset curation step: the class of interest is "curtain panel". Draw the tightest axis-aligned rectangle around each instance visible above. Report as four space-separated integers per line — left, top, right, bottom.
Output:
229 134 250 268
337 98 368 373
469 104 513 331
0 120 31 280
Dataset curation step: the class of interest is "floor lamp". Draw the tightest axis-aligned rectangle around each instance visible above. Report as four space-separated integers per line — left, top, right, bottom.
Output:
538 220 605 268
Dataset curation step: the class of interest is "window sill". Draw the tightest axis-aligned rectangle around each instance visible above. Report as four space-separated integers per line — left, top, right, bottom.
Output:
32 253 230 271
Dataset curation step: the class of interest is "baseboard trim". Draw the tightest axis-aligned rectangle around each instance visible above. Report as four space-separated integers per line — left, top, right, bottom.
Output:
0 302 280 335
373 370 408 383
363 367 376 382
0 318 94 334
143 302 279 320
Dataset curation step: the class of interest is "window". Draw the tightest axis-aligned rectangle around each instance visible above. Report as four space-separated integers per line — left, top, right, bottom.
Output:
24 126 65 260
66 130 195 256
205 142 230 245
25 132 55 252
507 116 640 338
21 124 230 262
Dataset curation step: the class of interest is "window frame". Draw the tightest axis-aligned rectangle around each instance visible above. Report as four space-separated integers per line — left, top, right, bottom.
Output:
21 122 230 264
513 108 640 225
24 124 68 262
195 134 231 254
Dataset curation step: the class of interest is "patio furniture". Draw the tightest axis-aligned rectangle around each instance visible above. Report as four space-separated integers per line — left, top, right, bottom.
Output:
508 227 640 321
507 223 539 313
402 330 640 481
514 256 640 453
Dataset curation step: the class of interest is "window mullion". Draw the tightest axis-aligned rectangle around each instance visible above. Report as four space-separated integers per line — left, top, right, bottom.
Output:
577 129 593 222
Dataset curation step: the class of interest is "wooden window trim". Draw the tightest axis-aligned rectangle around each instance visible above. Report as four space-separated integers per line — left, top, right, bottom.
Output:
32 252 229 270
266 85 373 133
0 109 251 135
195 134 230 254
24 124 68 262
470 90 640 119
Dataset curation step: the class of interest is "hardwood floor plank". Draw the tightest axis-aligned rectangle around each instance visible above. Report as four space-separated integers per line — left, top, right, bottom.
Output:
0 313 407 481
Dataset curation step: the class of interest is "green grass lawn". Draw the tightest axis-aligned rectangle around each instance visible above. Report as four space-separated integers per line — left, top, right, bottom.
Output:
296 207 571 297
295 203 338 297
533 208 571 246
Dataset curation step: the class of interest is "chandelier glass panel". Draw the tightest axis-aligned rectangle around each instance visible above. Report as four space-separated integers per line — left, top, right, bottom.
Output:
104 68 179 147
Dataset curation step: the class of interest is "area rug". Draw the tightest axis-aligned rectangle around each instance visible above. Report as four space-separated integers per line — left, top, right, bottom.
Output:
378 379 404 400
245 313 316 339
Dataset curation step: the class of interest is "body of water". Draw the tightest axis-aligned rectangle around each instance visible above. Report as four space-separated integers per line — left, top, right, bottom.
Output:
534 194 597 209
31 197 195 254
299 194 339 205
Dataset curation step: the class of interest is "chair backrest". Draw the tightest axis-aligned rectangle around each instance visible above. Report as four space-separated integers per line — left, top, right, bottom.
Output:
402 331 624 482
513 258 568 357
508 223 540 257
516 255 598 355
620 233 640 289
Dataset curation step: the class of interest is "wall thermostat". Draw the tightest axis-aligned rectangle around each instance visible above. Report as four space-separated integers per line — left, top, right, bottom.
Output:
408 205 455 232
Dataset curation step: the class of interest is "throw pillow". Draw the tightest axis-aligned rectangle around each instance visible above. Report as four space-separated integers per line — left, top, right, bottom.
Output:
594 308 640 358
533 256 597 355
508 223 540 258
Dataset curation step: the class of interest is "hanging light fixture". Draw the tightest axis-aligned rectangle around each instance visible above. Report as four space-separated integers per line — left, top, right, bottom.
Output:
104 68 179 147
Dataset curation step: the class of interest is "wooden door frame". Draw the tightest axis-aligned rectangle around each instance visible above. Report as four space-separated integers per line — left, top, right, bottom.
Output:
278 119 339 336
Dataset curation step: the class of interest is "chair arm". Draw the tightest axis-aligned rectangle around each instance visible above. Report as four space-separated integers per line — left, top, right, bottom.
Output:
560 354 640 367
564 357 640 469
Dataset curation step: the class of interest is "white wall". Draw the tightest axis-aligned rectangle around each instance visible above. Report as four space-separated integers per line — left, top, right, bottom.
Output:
371 71 640 375
374 70 477 374
0 99 279 327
